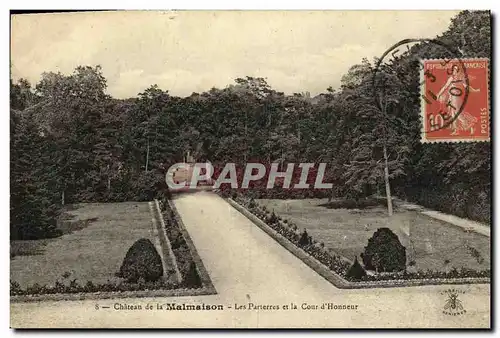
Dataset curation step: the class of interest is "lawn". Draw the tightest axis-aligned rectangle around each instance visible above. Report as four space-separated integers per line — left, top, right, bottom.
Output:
257 199 490 273
10 202 174 288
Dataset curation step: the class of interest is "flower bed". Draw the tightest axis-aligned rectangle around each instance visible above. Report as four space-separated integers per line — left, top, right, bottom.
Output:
10 279 213 303
158 196 216 292
11 279 174 298
226 193 490 288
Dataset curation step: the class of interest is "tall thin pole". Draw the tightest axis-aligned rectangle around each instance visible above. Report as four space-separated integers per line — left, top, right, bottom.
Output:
383 143 393 216
145 137 150 172
381 90 393 217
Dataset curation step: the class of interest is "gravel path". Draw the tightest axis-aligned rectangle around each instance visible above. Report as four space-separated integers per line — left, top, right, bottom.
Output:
397 201 490 237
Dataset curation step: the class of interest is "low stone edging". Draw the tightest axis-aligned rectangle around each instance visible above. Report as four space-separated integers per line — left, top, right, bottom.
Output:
226 197 491 289
11 286 215 303
151 200 183 284
165 198 217 294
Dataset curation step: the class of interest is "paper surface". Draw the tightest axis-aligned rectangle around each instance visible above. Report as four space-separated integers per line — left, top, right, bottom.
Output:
10 10 491 329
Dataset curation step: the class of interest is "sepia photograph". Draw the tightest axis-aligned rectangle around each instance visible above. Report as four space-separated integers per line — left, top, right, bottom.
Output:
9 10 491 329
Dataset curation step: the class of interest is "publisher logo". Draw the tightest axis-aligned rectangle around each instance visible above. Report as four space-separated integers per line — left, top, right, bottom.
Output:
441 288 466 316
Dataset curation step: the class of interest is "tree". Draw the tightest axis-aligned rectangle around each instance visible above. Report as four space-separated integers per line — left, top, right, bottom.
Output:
8 10 491 246
34 66 112 203
10 78 36 111
339 59 410 214
10 111 61 239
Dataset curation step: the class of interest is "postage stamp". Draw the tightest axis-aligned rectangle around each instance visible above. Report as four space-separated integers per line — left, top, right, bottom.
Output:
420 58 490 143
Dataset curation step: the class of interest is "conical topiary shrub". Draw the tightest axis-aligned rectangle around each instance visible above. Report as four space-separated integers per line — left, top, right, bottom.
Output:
298 229 311 247
183 261 202 288
362 228 406 272
346 256 367 281
267 211 279 224
117 238 164 283
248 198 257 209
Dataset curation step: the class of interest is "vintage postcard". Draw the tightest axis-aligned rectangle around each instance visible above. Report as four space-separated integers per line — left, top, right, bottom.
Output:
10 10 491 329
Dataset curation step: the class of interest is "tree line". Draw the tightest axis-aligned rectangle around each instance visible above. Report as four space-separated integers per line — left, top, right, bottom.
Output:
10 10 490 240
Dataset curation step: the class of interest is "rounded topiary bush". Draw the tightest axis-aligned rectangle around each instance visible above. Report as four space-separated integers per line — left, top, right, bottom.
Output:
117 238 164 283
362 228 406 272
346 256 367 281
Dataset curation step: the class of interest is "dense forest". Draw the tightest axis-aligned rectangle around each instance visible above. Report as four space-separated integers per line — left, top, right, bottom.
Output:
10 11 491 240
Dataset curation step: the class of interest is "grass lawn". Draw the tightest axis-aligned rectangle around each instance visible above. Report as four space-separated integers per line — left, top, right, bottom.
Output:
257 199 490 273
10 202 172 288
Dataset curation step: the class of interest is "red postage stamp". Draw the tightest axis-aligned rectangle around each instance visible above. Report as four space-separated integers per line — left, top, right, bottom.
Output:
420 58 490 143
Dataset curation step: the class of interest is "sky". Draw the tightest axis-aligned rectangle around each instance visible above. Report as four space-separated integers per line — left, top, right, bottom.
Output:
11 10 461 99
